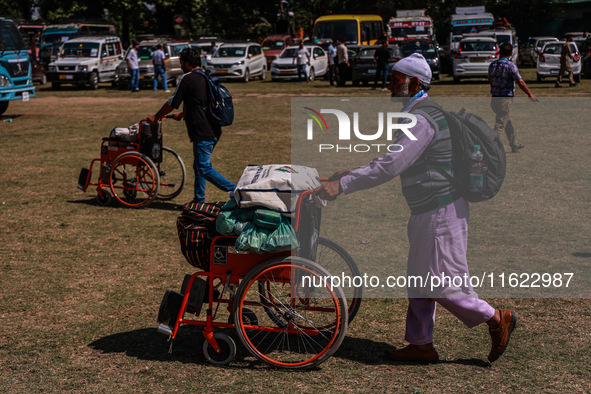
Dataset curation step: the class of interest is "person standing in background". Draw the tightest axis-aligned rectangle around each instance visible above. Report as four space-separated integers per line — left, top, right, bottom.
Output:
152 44 169 92
127 41 140 92
336 39 349 87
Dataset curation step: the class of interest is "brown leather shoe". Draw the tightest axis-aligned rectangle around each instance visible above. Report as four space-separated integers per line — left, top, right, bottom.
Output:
488 309 517 362
385 344 439 364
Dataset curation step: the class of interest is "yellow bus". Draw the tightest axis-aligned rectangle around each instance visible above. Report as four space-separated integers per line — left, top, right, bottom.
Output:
313 15 384 46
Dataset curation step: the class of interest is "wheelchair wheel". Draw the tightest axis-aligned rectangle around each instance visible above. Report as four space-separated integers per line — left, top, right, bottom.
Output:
109 152 160 208
96 188 112 206
202 332 236 365
234 256 347 369
157 146 186 200
315 237 362 324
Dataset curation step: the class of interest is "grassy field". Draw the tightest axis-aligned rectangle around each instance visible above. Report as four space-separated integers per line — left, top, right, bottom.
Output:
1 68 590 392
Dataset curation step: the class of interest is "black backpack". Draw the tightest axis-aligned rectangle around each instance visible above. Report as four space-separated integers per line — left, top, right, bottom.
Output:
193 69 234 127
412 100 506 202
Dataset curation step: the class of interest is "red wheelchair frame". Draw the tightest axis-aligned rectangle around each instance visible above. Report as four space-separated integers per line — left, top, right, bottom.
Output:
157 189 360 369
78 119 185 208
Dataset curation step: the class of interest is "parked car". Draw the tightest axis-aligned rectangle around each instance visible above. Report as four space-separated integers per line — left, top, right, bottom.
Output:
519 36 558 66
261 34 294 68
351 45 404 86
30 53 47 85
204 42 266 82
399 39 440 80
536 40 581 83
453 37 498 83
47 35 124 89
270 45 328 81
114 39 193 90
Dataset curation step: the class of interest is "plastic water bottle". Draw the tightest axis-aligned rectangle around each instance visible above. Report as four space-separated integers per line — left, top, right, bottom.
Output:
469 145 485 192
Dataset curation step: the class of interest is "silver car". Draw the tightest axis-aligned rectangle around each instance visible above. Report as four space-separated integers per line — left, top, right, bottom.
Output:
536 41 581 83
453 37 498 83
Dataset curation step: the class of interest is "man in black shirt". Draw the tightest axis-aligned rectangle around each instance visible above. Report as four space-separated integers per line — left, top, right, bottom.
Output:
149 47 235 203
373 41 391 91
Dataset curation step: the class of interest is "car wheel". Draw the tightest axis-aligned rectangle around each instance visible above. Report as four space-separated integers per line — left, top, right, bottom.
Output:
308 67 315 82
453 76 460 84
362 80 369 86
243 69 250 83
536 73 542 83
261 67 266 80
352 79 359 86
40 73 47 85
89 71 99 90
51 82 60 90
574 73 580 83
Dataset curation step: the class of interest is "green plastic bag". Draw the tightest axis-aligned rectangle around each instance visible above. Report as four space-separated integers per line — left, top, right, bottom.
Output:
262 218 300 252
253 209 282 230
215 211 237 235
235 223 271 253
221 198 238 211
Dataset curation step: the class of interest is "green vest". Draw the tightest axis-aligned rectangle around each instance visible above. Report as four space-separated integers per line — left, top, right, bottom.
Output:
400 103 461 215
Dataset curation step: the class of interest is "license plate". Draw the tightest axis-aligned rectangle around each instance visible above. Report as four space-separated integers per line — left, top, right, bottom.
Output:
22 92 29 102
217 70 228 74
550 69 559 74
59 74 73 80
367 69 376 74
280 71 294 75
470 57 486 62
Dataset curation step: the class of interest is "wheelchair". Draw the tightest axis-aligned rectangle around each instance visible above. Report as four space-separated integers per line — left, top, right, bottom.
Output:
157 188 362 369
77 118 185 208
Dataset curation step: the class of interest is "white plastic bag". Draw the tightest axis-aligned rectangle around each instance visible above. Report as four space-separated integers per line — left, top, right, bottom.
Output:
234 165 323 213
110 123 139 141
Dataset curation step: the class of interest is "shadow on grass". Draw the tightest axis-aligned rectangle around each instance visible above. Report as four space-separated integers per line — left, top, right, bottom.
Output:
334 336 491 368
67 198 184 211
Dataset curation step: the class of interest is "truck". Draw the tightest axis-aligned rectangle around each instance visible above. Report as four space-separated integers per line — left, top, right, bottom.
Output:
449 6 494 53
387 9 434 43
0 18 35 116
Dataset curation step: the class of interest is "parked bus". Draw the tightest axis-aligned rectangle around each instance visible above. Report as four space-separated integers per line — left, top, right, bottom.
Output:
39 22 116 67
449 6 494 53
388 9 434 43
313 15 384 46
0 18 35 116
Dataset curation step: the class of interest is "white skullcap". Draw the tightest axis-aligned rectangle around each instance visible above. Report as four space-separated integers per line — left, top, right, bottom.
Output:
392 53 432 84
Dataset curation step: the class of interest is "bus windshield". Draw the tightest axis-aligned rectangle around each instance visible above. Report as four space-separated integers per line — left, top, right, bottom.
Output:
314 20 358 44
0 20 26 51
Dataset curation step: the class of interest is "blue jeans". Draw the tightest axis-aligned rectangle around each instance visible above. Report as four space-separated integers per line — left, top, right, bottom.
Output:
297 64 307 82
153 65 167 91
192 138 236 203
374 63 389 89
130 68 139 91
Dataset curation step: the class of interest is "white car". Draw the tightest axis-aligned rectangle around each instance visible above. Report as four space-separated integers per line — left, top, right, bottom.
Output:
47 36 124 89
205 43 266 82
536 41 581 83
453 37 498 83
270 45 328 82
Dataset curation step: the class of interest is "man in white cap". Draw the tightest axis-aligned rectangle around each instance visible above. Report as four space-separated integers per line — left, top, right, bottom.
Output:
316 53 517 364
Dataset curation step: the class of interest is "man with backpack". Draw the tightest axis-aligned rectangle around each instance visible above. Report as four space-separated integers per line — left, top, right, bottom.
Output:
488 42 537 153
315 53 516 364
148 47 236 203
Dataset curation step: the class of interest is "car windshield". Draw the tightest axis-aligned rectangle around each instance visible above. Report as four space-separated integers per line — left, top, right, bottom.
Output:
460 41 495 51
138 45 157 59
543 44 563 54
537 39 556 48
262 40 286 51
495 34 512 45
280 48 310 58
314 20 358 44
401 41 436 56
171 44 189 57
359 48 379 57
214 47 246 57
61 42 100 58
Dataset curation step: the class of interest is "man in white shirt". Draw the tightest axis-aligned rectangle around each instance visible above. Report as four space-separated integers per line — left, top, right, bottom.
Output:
292 41 310 83
127 41 140 92
336 40 349 87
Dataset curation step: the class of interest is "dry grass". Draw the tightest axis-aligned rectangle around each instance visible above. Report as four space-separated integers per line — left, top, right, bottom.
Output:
0 71 590 392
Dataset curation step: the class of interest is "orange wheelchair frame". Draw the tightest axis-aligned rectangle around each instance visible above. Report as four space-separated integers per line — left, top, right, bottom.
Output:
77 118 186 208
157 189 362 369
